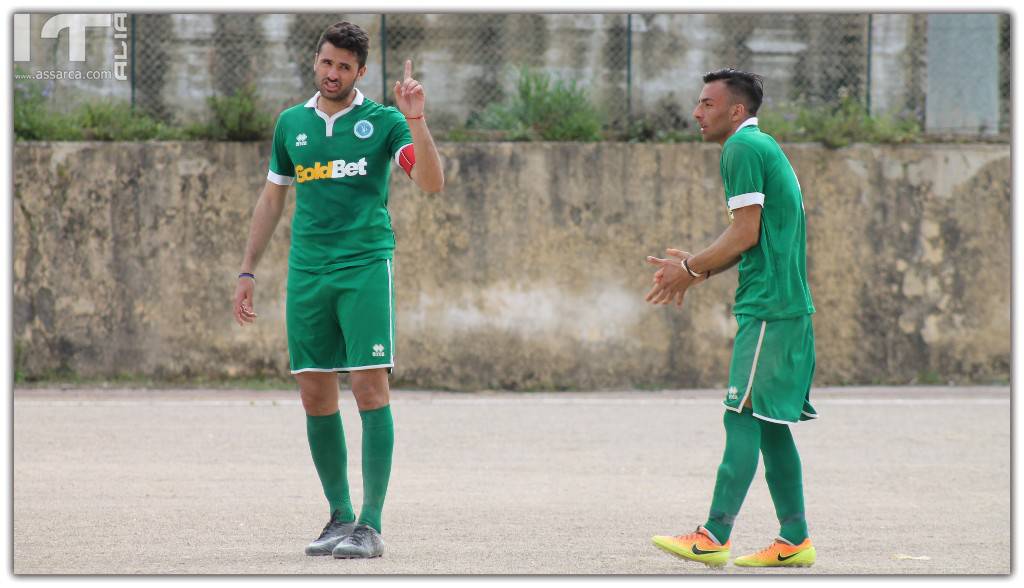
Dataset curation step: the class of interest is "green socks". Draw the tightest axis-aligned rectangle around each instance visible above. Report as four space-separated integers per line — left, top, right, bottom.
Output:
703 408 810 545
357 405 395 533
306 412 355 522
704 408 762 544
760 420 809 544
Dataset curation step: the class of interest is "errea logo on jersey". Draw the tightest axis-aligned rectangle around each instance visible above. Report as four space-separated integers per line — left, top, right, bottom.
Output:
295 133 308 147
294 158 368 183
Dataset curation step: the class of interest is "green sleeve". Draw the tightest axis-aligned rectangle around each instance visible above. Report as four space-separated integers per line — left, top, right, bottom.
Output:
385 109 413 160
721 142 766 209
268 115 294 182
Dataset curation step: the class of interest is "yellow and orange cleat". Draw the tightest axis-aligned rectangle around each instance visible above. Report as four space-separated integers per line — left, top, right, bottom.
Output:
651 526 731 568
733 537 816 567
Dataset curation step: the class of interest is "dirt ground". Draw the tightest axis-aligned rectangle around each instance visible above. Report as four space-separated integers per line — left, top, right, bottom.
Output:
12 386 1011 576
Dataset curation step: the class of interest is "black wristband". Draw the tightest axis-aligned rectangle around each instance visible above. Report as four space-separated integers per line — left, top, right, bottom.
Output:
683 258 704 279
238 272 255 281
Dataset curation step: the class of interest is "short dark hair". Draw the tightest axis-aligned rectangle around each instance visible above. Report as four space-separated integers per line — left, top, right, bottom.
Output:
317 22 369 67
703 68 764 115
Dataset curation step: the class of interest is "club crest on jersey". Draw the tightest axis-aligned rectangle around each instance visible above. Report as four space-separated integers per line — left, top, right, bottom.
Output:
354 120 374 139
295 133 308 147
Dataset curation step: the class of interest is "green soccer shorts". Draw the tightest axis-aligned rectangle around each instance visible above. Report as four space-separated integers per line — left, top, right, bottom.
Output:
724 313 817 424
286 259 395 374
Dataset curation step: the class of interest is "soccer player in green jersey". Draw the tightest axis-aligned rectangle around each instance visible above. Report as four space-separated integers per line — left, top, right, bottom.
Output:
231 22 443 559
645 69 817 568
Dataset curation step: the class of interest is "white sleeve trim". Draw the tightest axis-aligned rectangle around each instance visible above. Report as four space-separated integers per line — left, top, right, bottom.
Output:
728 192 765 210
393 142 414 165
267 170 294 186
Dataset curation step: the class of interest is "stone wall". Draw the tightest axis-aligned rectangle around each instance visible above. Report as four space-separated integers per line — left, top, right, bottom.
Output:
13 141 1010 389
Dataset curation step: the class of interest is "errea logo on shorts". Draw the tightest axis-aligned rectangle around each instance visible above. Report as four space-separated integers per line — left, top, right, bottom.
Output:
372 344 385 358
727 386 739 401
294 158 368 183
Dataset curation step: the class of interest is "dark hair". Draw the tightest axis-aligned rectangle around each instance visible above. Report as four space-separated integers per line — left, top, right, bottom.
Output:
702 68 764 115
317 22 369 67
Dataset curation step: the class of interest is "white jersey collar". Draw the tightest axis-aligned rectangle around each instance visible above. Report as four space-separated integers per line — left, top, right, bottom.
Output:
305 88 365 137
735 117 759 132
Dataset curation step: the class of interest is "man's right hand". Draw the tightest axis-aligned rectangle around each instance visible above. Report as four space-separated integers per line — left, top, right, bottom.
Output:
233 277 257 326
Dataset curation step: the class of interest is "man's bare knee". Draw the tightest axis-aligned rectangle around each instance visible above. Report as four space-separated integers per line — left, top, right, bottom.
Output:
350 369 390 411
295 372 340 416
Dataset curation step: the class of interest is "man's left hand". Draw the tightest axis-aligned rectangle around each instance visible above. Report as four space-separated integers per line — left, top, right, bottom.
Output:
393 59 425 118
645 248 704 306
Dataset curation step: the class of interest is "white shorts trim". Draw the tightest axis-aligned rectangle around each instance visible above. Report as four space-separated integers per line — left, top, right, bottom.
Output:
290 367 338 374
727 192 765 210
752 412 798 425
267 170 295 186
728 320 767 413
386 260 395 365
338 363 394 373
801 410 819 419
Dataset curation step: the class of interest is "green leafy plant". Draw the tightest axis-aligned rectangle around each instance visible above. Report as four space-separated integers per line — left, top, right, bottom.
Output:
469 68 604 141
189 83 274 141
13 71 79 140
758 97 922 148
14 68 184 141
75 102 184 141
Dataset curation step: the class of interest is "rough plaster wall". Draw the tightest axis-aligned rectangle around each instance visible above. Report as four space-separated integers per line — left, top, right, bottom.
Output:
13 142 1009 389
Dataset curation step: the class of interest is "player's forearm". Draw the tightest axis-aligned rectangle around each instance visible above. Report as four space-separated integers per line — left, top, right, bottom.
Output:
239 185 287 273
408 119 444 193
687 223 754 276
715 255 742 274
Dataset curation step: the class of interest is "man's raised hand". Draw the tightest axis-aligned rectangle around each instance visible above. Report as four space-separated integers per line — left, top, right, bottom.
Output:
393 59 425 118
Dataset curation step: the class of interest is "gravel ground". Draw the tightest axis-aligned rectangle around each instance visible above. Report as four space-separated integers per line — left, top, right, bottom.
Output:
12 386 1011 576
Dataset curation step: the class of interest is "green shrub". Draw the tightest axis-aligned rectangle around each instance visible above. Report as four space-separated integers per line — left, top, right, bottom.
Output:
14 75 273 142
758 97 922 148
189 84 274 141
13 72 80 140
15 69 184 141
469 68 604 141
623 118 700 143
75 102 184 141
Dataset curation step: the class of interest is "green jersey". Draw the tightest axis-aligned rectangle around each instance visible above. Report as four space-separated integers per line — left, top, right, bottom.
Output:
720 118 815 320
268 89 413 273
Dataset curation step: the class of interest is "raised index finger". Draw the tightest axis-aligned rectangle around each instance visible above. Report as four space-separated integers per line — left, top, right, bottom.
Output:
404 59 412 81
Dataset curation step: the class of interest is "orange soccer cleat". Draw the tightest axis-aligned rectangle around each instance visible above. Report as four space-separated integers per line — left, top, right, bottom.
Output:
733 537 816 567
651 526 731 568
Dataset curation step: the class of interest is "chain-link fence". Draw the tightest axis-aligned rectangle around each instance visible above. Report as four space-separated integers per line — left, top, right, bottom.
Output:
14 12 1012 137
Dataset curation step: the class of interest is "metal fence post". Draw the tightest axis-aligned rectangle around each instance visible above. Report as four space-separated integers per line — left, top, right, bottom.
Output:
865 14 872 114
626 14 632 129
381 14 388 105
130 13 136 111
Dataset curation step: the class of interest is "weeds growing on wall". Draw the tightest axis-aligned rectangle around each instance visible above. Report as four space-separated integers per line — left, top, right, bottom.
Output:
13 68 933 147
185 84 274 141
461 68 604 141
14 70 183 140
14 73 272 142
758 97 923 148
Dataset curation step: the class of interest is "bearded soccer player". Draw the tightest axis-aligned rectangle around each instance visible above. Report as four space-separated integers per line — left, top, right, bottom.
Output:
645 69 817 568
232 22 443 559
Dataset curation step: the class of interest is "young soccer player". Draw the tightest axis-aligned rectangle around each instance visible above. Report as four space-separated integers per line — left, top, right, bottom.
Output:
645 68 817 568
232 21 443 559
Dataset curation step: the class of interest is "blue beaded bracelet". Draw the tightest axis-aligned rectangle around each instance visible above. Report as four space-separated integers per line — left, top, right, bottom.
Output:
238 272 255 280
